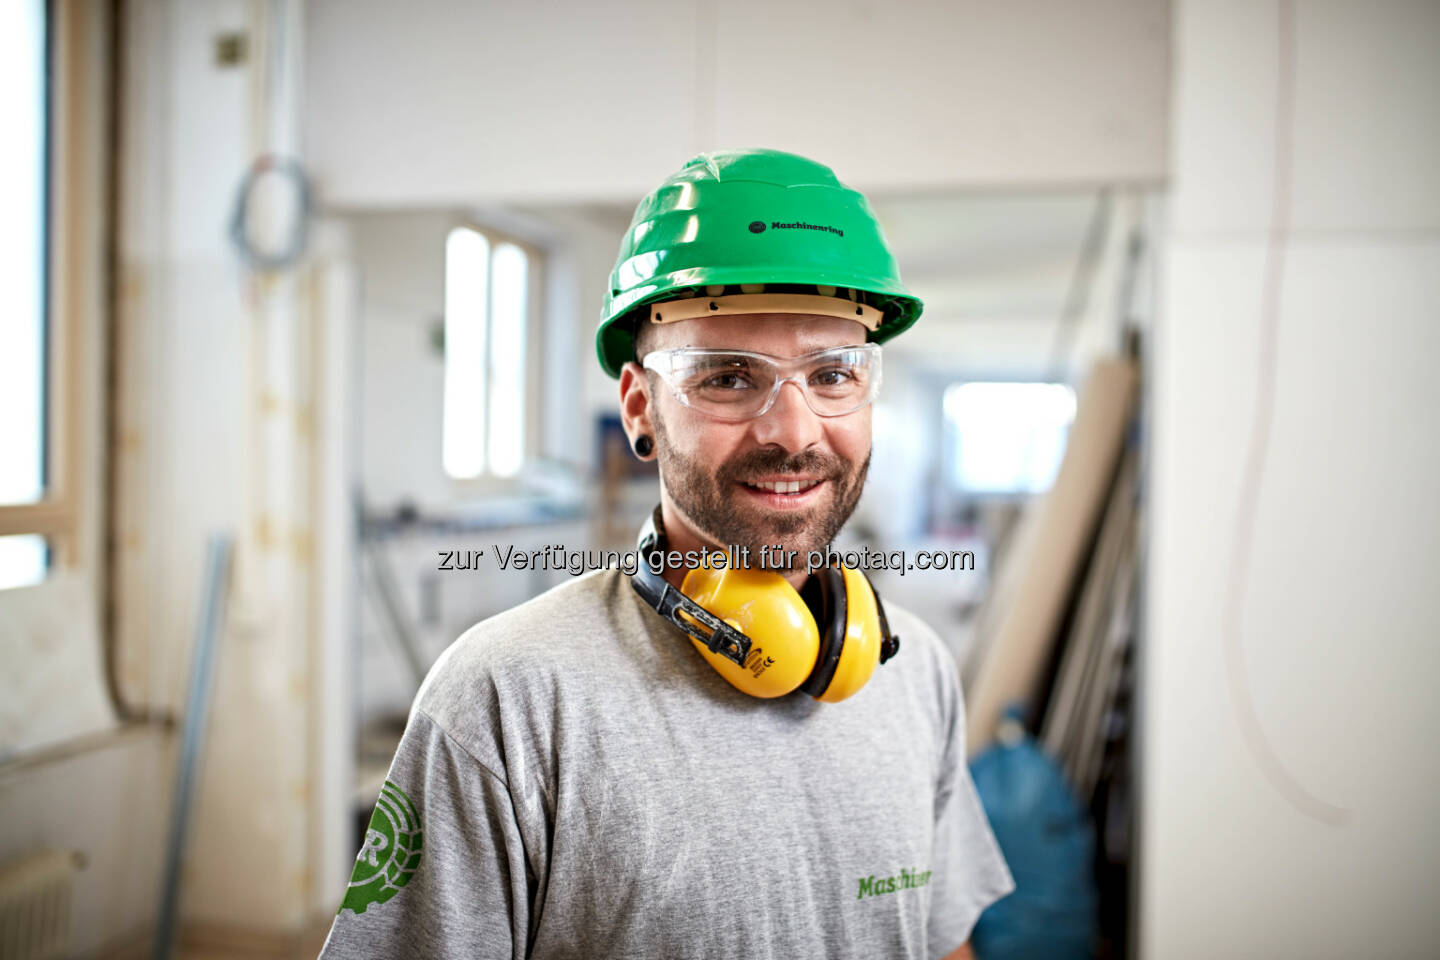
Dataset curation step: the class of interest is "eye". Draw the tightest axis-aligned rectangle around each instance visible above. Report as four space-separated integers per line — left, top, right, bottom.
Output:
810 366 856 387
700 371 755 391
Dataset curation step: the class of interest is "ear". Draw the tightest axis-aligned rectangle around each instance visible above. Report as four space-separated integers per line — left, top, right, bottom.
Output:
618 361 656 453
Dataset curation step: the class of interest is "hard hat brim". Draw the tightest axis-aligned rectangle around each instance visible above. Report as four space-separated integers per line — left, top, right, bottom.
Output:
597 270 922 378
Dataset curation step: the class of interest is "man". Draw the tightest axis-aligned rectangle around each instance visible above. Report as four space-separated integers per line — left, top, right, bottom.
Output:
318 149 1012 959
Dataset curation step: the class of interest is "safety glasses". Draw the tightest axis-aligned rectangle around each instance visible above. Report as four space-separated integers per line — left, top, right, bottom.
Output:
641 344 882 422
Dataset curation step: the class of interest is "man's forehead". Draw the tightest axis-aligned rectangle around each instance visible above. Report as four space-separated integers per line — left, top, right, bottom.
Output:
648 313 869 353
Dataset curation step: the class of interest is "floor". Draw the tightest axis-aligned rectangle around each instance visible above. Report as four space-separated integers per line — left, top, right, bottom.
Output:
104 919 333 960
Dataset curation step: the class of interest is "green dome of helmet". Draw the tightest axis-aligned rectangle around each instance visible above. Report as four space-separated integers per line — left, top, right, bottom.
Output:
596 148 923 378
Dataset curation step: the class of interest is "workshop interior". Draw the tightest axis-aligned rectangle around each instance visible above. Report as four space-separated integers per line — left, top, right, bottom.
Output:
1 1 1437 958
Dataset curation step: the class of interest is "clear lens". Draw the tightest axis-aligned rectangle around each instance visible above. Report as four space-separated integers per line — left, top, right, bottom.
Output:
805 349 876 408
678 355 765 410
646 345 881 420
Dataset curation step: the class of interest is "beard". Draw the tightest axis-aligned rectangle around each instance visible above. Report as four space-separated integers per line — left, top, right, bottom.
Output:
653 406 870 572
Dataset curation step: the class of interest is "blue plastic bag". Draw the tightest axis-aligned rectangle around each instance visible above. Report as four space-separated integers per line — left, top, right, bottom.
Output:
969 714 1098 960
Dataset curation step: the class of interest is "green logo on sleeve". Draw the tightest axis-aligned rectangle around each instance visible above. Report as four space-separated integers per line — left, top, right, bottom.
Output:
340 780 423 915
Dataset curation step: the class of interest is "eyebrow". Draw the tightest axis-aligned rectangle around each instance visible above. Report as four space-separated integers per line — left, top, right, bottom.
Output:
687 353 753 371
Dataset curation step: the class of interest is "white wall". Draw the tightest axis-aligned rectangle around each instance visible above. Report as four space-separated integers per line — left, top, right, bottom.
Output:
533 208 636 448
108 0 351 939
305 0 1169 206
349 210 457 512
0 733 172 958
1144 1 1440 956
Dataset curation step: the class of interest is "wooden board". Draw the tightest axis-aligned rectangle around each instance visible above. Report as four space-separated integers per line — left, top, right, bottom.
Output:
1041 446 1139 781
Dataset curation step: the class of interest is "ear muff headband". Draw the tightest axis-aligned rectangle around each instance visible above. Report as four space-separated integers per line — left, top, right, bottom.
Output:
873 586 901 665
631 508 752 667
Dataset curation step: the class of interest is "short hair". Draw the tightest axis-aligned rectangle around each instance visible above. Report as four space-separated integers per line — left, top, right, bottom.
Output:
633 318 660 367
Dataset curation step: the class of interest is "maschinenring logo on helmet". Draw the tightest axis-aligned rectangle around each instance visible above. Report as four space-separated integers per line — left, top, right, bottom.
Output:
748 220 766 233
339 780 423 915
770 220 843 238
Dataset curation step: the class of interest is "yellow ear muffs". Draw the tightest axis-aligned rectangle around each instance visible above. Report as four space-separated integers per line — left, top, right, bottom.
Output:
800 565 886 703
681 561 891 702
629 506 901 702
679 564 819 698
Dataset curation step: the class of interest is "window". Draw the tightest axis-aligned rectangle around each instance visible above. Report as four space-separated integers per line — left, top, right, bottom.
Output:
442 226 533 480
944 382 1077 495
0 0 51 590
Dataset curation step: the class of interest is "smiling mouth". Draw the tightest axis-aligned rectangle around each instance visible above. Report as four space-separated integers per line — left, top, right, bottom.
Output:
741 478 823 495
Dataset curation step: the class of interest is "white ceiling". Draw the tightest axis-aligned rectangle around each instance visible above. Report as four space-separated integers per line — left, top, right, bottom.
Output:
871 190 1108 327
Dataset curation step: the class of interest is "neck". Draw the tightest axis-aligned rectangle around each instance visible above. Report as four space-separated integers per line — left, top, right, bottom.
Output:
658 498 810 592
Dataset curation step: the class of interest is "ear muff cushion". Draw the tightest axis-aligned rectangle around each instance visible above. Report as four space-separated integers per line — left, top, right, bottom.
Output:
798 566 847 698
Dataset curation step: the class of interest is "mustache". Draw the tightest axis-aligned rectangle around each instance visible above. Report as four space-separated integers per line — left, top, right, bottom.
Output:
717 447 850 484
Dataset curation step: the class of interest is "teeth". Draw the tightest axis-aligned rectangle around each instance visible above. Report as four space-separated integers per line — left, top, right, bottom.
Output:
748 480 813 494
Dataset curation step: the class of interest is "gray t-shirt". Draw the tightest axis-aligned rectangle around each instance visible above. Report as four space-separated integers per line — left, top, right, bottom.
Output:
319 568 1013 959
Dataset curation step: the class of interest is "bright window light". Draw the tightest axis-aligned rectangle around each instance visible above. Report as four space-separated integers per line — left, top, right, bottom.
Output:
0 0 47 507
944 382 1077 494
0 535 48 591
443 229 532 480
487 243 527 478
443 227 489 479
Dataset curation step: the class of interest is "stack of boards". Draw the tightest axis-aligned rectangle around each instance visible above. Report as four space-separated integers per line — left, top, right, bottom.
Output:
963 355 1141 807
1039 444 1140 799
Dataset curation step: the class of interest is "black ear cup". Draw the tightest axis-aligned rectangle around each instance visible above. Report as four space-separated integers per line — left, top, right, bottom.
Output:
798 566 848 698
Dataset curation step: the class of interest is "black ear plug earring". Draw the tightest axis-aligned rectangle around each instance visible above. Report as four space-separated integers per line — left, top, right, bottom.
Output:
633 435 653 458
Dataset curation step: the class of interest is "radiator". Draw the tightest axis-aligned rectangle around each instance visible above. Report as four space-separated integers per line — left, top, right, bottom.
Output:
0 851 80 960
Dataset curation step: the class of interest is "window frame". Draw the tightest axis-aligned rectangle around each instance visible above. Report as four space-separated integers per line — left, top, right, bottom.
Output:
440 217 547 487
0 0 87 572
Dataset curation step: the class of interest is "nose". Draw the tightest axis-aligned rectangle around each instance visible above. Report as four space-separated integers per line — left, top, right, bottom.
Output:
749 377 823 452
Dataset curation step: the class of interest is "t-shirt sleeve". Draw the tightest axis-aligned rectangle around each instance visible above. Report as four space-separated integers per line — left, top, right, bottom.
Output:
927 657 1015 958
317 708 532 960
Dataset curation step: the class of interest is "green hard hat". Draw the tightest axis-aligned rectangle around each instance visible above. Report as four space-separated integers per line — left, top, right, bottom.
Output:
596 148 923 378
